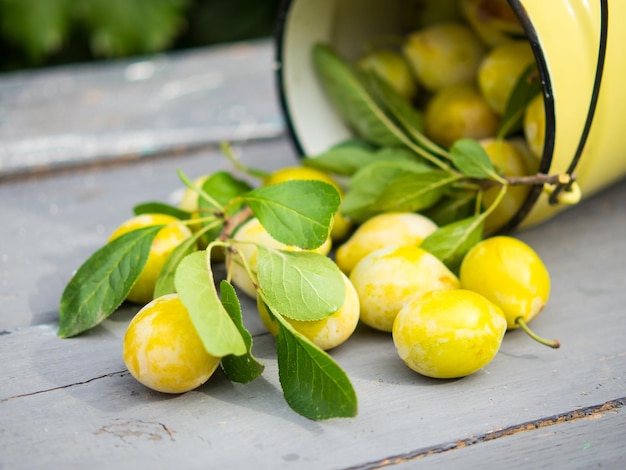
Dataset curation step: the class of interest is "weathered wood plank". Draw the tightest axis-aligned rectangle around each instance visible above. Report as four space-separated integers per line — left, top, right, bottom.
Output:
368 404 626 469
1 310 625 469
0 40 282 178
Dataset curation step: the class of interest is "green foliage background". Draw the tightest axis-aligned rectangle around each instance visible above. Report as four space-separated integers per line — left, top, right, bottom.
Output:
0 0 281 72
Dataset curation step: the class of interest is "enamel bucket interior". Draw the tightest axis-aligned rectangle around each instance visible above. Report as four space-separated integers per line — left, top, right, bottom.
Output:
275 0 626 230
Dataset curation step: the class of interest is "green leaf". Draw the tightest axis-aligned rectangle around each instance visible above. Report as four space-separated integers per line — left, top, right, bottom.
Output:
241 180 340 250
199 171 253 216
420 215 484 273
257 247 345 321
303 144 431 177
374 147 433 169
342 160 432 223
331 138 377 151
175 250 246 357
498 64 542 138
303 145 378 176
364 71 451 167
422 189 477 226
153 228 207 298
190 171 251 248
372 170 459 214
450 139 496 179
58 225 163 338
312 43 406 147
219 281 264 383
133 201 191 219
366 70 425 133
273 309 357 420
177 168 222 212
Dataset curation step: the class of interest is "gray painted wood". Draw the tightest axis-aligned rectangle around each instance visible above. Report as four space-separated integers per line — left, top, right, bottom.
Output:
0 40 282 178
1 294 625 469
383 406 626 469
1 41 626 469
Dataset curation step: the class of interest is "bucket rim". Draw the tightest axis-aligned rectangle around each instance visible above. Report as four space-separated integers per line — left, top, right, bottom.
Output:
274 0 306 157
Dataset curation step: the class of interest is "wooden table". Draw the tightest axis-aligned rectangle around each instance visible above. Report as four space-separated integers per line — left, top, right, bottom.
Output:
1 39 625 469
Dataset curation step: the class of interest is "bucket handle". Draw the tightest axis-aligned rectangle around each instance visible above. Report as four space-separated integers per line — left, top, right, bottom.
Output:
548 0 609 205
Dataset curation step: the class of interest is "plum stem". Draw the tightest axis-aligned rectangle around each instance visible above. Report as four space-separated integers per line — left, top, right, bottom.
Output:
515 316 560 349
219 206 253 241
479 172 576 189
220 141 270 179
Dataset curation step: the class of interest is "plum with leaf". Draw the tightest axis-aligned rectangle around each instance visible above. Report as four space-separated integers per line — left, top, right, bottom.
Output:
403 22 486 92
509 136 541 176
227 216 332 298
177 173 212 243
460 0 526 47
176 169 254 253
357 49 418 101
123 293 222 394
263 165 352 241
257 272 360 351
350 245 460 332
178 174 211 213
263 165 340 188
478 40 536 115
392 289 507 379
108 214 194 304
479 138 532 234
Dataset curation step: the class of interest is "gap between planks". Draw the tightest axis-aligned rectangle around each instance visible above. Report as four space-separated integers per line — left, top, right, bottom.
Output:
345 398 626 469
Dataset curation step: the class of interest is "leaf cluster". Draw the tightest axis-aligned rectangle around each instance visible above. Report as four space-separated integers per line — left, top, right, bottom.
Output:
59 164 357 420
306 43 543 272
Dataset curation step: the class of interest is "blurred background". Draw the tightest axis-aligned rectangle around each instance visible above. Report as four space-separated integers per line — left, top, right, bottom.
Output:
0 0 282 72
